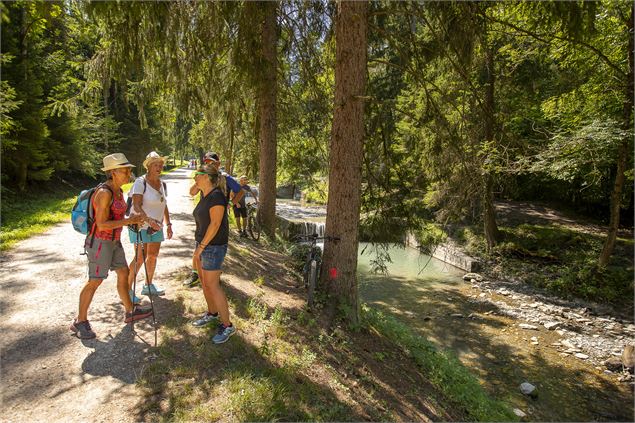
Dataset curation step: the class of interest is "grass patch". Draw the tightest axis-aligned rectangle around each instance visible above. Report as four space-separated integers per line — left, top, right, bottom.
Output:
362 305 517 422
453 224 634 305
1 186 78 251
137 292 362 422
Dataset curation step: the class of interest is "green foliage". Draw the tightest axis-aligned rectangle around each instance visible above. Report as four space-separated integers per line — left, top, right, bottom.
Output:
458 223 634 304
0 186 77 251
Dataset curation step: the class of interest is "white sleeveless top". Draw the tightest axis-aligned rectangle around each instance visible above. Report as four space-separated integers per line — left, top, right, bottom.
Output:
129 176 167 230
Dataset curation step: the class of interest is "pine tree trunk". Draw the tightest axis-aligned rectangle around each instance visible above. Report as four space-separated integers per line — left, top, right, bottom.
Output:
599 3 634 267
257 1 278 237
320 0 368 325
483 44 500 251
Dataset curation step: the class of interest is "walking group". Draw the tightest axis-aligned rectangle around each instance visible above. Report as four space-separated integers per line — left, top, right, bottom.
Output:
70 150 257 345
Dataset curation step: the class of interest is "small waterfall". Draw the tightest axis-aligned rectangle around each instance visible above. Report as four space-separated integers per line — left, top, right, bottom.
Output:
297 221 326 237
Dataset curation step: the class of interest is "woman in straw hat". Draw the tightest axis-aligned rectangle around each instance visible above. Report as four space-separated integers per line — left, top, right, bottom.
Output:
71 153 153 339
127 151 173 301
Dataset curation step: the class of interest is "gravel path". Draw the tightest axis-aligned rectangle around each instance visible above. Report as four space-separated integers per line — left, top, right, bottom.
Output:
0 167 197 422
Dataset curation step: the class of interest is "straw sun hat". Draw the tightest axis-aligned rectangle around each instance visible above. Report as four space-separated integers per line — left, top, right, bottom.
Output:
101 153 135 172
143 151 169 169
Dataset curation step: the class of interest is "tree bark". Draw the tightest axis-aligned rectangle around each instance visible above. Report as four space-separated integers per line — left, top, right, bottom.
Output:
599 3 634 267
320 0 368 325
257 1 278 237
483 44 500 251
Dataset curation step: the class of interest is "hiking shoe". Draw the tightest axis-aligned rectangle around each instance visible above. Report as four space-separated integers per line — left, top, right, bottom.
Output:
212 323 236 344
70 320 96 339
184 272 200 287
129 289 142 305
141 283 165 296
192 312 219 327
124 306 153 323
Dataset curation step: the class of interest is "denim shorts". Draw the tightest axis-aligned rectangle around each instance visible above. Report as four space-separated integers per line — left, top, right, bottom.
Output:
128 227 165 244
200 244 228 271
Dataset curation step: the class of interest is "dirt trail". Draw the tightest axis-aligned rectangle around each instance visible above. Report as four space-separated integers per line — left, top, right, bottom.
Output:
0 168 200 422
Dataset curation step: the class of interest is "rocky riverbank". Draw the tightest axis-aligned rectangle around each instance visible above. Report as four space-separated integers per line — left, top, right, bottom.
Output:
463 272 635 385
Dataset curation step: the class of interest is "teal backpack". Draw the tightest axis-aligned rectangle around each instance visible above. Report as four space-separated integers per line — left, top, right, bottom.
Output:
71 183 114 236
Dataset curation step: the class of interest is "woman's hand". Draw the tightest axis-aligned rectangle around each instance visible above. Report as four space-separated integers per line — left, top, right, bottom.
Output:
127 214 145 226
166 224 173 240
147 218 162 230
193 244 204 263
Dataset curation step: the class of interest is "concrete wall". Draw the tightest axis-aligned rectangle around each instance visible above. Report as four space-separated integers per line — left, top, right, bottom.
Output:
405 232 479 272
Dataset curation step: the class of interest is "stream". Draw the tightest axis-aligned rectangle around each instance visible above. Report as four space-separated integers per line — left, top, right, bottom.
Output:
276 200 635 421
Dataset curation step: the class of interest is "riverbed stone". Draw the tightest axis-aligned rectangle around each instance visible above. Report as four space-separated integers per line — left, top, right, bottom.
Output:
463 272 483 282
604 357 622 371
543 321 560 330
519 323 539 330
520 382 537 397
513 408 527 418
575 353 589 360
561 339 576 349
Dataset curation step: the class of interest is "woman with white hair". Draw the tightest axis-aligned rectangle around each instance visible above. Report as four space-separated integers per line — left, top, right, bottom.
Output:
127 151 173 301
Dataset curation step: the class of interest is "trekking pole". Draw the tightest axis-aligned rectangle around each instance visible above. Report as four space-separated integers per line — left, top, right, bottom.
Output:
139 233 158 347
130 225 140 335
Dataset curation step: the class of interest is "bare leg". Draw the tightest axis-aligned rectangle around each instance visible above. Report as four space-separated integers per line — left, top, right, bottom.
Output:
77 279 102 321
235 213 242 232
201 269 230 325
116 267 133 312
128 243 145 290
143 242 161 285
195 254 218 314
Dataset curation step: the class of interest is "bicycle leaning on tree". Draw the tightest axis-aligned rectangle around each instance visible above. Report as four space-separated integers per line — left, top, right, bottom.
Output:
296 233 340 307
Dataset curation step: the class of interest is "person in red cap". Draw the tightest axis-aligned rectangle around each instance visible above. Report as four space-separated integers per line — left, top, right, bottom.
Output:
185 152 244 287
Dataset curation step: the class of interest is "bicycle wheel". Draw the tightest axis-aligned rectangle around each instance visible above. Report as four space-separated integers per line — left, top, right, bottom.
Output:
248 215 260 240
307 259 318 307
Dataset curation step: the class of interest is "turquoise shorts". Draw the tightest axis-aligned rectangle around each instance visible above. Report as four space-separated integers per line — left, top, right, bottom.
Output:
128 227 165 244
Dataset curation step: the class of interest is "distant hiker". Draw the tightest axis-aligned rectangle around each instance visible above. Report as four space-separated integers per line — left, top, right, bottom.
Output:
190 164 236 344
71 153 152 340
127 151 172 302
185 151 243 287
232 175 258 237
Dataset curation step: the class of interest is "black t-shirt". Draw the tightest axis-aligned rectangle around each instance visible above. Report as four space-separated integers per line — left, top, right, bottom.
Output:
193 187 228 245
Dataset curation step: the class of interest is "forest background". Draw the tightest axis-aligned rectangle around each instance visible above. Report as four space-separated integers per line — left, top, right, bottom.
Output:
1 0 633 313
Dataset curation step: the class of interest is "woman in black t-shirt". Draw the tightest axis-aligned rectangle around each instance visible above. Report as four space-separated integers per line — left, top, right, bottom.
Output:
191 165 236 344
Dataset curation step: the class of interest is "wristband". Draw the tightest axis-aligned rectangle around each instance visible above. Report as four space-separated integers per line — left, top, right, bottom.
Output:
166 223 172 226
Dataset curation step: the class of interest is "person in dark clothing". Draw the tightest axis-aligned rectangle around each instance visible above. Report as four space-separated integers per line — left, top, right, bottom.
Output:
185 151 244 287
191 164 236 344
233 175 258 237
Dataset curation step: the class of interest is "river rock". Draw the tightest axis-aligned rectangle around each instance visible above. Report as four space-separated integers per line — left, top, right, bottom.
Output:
561 339 576 349
623 345 635 372
451 313 464 318
604 357 623 372
463 272 483 282
574 353 589 360
543 322 560 330
519 323 539 330
520 382 537 397
513 408 527 418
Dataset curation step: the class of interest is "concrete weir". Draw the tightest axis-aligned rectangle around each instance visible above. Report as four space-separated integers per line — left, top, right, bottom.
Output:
405 232 480 272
